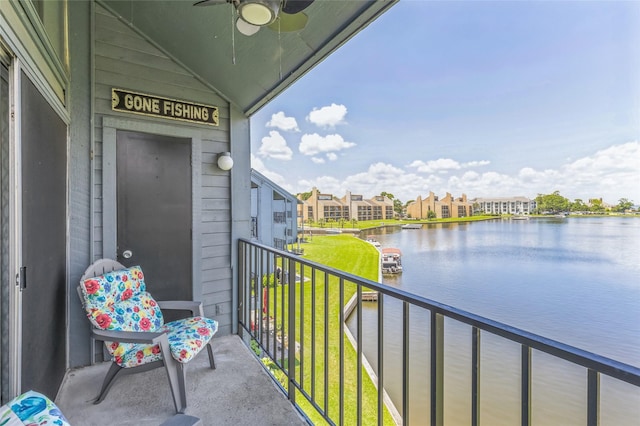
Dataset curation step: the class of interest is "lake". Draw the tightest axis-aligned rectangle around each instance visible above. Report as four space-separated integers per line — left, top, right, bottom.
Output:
347 216 640 425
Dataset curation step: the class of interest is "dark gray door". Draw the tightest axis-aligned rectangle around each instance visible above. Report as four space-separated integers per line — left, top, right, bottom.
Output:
116 130 192 301
20 72 67 397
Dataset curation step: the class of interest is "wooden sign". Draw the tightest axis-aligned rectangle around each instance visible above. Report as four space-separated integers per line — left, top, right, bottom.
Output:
112 88 219 126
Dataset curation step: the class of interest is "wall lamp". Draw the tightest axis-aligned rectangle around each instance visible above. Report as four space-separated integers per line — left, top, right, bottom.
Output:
217 152 234 171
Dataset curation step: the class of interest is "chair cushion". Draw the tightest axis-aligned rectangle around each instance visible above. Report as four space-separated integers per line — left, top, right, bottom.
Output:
111 340 164 368
1 390 70 426
80 265 150 309
111 316 217 367
86 291 164 333
161 317 218 363
80 266 165 332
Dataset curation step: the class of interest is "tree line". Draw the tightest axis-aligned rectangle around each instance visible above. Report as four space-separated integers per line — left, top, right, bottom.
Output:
534 191 635 214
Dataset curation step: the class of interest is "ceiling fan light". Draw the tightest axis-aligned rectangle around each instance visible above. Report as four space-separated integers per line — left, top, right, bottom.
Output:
236 17 261 35
238 0 279 26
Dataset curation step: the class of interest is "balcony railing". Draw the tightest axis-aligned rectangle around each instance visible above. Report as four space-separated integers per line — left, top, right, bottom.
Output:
237 239 640 426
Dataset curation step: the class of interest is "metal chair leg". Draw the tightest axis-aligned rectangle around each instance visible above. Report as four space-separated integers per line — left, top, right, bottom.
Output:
94 362 123 404
206 341 216 370
94 360 164 404
159 336 188 413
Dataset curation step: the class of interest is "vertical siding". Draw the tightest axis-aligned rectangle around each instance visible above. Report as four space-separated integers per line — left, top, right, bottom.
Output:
92 5 233 333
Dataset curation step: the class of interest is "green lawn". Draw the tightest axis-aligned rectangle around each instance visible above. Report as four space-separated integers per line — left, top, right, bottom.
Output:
273 234 395 425
303 215 497 231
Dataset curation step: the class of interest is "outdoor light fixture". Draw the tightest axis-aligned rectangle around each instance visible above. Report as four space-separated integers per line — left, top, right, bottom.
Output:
236 17 260 36
217 152 234 171
237 0 279 26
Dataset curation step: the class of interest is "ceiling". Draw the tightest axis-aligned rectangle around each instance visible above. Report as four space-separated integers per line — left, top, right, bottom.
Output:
100 0 397 116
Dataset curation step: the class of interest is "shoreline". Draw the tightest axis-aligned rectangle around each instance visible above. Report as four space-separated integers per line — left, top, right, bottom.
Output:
300 213 640 235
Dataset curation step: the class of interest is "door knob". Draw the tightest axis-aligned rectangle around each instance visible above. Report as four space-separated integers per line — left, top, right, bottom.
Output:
122 250 133 259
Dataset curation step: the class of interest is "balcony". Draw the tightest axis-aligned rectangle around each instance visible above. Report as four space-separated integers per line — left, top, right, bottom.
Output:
237 239 640 426
56 334 306 425
56 239 639 425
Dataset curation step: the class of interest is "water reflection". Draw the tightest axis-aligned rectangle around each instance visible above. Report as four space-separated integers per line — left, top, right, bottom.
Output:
346 217 640 424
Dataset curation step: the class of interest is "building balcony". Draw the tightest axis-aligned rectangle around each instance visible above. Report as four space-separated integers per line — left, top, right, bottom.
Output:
55 239 640 425
56 334 306 425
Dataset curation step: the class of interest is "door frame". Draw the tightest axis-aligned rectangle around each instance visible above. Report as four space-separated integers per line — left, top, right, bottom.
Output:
1 53 69 400
101 117 203 299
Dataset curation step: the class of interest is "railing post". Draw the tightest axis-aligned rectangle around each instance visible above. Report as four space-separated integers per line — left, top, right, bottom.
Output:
357 285 363 426
377 293 384 426
403 302 410 426
238 241 245 340
431 311 444 426
587 369 599 426
288 257 296 405
521 345 532 426
472 327 480 426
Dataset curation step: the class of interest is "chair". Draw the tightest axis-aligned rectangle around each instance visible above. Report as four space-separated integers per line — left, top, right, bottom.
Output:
78 259 218 413
1 390 70 426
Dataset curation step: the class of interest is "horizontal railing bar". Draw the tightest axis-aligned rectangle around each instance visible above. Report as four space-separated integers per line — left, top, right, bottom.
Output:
240 239 640 387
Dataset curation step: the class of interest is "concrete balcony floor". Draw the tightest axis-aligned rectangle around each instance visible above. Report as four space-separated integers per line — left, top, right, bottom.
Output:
56 335 306 425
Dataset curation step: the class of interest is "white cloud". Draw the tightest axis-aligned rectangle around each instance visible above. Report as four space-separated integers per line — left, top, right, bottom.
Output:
408 158 490 173
465 160 491 168
250 154 291 191
298 163 441 202
299 133 356 156
442 142 640 203
306 104 348 128
266 112 299 132
254 142 640 206
311 157 325 164
258 130 293 160
327 153 338 161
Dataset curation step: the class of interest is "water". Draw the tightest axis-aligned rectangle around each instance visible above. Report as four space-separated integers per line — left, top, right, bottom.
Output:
347 217 640 425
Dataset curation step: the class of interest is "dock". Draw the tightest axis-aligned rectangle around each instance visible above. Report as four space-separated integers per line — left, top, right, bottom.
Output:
362 291 379 301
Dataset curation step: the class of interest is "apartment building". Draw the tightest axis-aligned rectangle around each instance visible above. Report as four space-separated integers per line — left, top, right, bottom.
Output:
406 192 473 219
472 196 537 215
299 188 394 223
250 169 299 251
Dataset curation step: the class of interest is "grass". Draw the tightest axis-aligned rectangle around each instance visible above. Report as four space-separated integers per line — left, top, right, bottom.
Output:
263 234 395 425
302 215 497 231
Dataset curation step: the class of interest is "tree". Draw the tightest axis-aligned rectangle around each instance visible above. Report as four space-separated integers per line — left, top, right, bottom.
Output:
427 210 437 220
535 191 569 214
393 199 404 216
381 191 394 200
570 199 589 212
614 198 634 213
298 191 313 201
589 198 606 213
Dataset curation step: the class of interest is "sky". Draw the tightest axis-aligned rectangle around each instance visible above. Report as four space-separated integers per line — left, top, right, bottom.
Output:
250 0 640 206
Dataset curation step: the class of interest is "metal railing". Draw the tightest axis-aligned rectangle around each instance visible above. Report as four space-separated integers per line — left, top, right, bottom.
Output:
237 239 640 426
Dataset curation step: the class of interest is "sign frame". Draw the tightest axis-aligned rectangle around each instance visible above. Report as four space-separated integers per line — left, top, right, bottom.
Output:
111 88 219 126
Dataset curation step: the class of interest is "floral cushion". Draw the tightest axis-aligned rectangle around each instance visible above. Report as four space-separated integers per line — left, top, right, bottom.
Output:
162 317 218 363
110 340 164 368
80 265 218 368
108 317 217 368
0 390 69 425
81 265 147 305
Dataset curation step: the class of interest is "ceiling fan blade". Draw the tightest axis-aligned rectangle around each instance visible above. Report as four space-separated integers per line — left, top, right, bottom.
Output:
282 0 314 15
193 0 232 7
267 11 308 32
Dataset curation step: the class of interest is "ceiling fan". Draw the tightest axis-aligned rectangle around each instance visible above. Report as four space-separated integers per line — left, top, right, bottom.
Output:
194 0 315 36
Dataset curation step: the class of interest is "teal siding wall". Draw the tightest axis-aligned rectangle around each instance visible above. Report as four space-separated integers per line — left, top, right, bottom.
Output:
91 4 234 335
